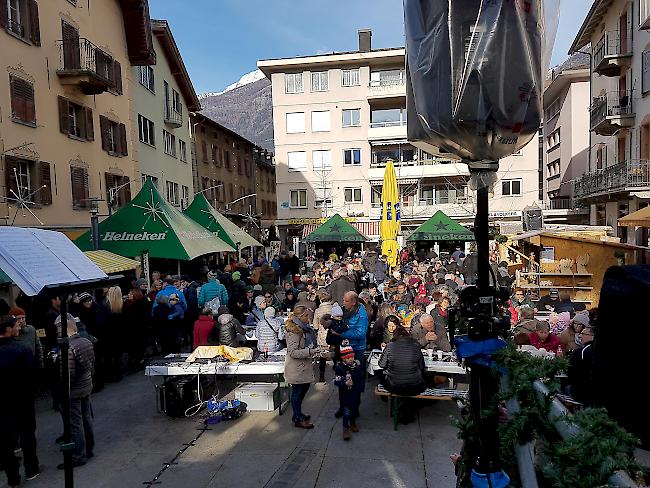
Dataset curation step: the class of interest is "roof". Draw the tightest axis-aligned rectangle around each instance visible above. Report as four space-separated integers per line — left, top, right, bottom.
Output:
618 206 650 227
84 250 140 274
304 214 367 243
568 0 613 54
511 230 650 251
258 47 405 76
406 210 474 242
119 0 156 65
151 20 200 111
544 67 590 104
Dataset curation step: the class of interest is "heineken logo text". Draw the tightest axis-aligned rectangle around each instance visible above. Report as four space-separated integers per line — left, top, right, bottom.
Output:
103 231 168 241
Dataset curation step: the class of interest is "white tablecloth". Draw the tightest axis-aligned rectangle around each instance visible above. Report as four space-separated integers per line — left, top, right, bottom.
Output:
145 350 286 377
367 349 466 376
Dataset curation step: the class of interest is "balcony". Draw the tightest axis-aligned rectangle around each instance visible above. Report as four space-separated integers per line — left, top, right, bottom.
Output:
368 161 469 180
574 160 650 200
370 200 475 220
56 38 115 95
592 31 632 77
589 91 634 136
368 79 406 99
367 120 407 141
164 105 183 128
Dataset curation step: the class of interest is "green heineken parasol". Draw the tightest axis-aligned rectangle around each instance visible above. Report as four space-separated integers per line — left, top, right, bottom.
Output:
75 179 235 260
407 210 474 241
183 193 263 249
304 214 367 243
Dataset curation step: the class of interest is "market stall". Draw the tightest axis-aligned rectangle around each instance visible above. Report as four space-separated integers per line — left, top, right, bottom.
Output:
510 230 650 306
406 210 474 254
303 213 368 256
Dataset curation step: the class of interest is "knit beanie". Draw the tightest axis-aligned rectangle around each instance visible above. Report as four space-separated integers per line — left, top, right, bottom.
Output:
553 311 571 335
572 313 590 328
264 307 276 319
8 306 26 316
254 295 265 308
331 303 343 318
340 341 355 360
232 271 241 281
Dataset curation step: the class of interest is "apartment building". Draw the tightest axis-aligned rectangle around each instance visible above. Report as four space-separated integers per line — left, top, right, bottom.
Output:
190 114 276 238
0 0 155 235
570 0 650 245
542 54 591 224
258 29 542 247
132 19 200 209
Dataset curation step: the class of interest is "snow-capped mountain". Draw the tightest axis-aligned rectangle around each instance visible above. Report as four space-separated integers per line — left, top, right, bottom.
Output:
199 69 266 99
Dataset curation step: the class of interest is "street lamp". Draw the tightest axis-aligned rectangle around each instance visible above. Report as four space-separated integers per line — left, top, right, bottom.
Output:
225 193 257 212
107 180 133 216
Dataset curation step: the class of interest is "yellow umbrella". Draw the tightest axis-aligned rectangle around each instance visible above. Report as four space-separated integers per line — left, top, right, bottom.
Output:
380 160 400 268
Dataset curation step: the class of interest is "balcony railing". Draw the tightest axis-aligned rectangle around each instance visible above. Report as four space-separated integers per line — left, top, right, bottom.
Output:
7 18 25 37
574 160 650 199
543 197 573 210
589 91 634 135
164 105 183 127
593 30 632 76
56 38 115 94
369 120 407 128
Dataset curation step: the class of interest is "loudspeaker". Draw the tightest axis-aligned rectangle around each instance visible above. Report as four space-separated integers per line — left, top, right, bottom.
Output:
157 377 200 418
593 265 650 447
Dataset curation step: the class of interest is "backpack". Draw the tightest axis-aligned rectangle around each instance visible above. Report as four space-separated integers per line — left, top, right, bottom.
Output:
206 296 221 315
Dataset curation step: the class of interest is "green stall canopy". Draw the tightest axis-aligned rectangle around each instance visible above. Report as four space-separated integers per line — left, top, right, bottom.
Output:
75 179 235 260
183 193 263 249
407 210 475 242
304 214 367 243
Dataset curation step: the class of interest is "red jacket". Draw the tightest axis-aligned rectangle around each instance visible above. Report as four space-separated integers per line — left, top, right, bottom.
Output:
529 331 562 354
193 315 215 350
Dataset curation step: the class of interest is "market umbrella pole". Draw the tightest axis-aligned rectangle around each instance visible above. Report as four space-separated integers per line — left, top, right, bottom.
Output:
58 294 75 487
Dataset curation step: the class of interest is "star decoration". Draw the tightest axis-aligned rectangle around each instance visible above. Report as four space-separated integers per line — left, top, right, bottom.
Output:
132 188 170 229
330 223 342 232
435 221 449 231
0 167 47 225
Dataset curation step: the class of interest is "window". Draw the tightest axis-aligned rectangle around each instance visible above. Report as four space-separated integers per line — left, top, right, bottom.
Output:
344 187 362 203
371 108 406 127
641 0 650 27
341 68 360 87
311 111 330 132
371 186 382 207
287 151 307 171
547 128 561 150
138 65 155 92
501 179 522 196
286 112 305 133
290 189 307 208
435 183 467 204
105 173 131 208
370 69 405 86
138 114 155 146
285 73 303 94
344 148 361 166
58 97 93 141
182 185 189 206
311 71 328 92
544 98 561 120
172 89 182 115
166 181 180 206
9 75 35 125
643 50 650 95
5 0 40 45
4 157 51 205
312 150 331 170
99 116 127 156
314 198 333 209
141 174 158 188
163 80 170 116
179 139 187 162
342 108 361 127
163 130 176 157
70 166 89 209
419 185 434 205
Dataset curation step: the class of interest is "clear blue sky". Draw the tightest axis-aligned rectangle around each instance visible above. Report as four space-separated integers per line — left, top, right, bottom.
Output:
149 0 594 94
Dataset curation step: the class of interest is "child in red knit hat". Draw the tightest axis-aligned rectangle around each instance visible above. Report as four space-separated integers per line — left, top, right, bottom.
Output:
334 340 364 440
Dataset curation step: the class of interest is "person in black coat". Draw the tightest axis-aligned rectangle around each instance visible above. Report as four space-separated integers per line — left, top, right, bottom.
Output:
378 326 426 396
288 250 300 277
567 326 595 405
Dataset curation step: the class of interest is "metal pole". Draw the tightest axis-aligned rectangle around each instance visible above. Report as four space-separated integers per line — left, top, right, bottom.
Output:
142 251 150 289
476 179 490 290
58 294 74 487
90 207 99 251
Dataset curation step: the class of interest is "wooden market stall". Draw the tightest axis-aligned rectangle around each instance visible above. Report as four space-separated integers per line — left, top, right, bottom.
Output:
510 231 650 306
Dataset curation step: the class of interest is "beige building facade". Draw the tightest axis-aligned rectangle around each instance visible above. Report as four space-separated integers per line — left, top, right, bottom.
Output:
132 19 200 210
542 58 591 224
570 0 650 246
258 30 542 247
0 0 154 235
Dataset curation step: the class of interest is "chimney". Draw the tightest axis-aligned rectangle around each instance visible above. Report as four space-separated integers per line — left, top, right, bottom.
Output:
358 29 372 52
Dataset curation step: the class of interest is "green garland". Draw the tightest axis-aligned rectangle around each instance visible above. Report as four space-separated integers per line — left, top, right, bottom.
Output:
454 344 645 487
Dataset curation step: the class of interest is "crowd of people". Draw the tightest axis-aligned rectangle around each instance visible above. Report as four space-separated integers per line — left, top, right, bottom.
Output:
0 245 600 485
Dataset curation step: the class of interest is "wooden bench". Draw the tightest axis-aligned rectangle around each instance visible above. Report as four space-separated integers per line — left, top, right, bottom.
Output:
374 385 468 430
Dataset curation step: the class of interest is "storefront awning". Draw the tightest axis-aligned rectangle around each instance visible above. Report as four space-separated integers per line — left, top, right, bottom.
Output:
84 250 140 274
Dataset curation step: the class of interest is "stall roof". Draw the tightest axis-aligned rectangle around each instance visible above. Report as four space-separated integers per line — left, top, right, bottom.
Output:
511 230 650 251
75 179 235 260
304 214 367 242
84 251 140 274
183 193 262 249
407 210 474 241
618 206 650 228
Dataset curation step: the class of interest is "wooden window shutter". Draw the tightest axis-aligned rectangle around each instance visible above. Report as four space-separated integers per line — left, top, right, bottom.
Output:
58 96 69 134
28 0 40 46
113 60 122 94
84 107 94 141
119 123 128 156
0 0 7 29
104 172 115 204
99 115 110 152
201 141 207 163
36 161 52 205
211 144 217 164
62 21 80 70
10 77 35 123
4 157 18 199
71 167 89 208
122 176 131 203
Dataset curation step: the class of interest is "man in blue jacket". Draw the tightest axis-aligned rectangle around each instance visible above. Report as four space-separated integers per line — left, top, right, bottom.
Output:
198 271 229 308
152 277 187 314
341 291 368 362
